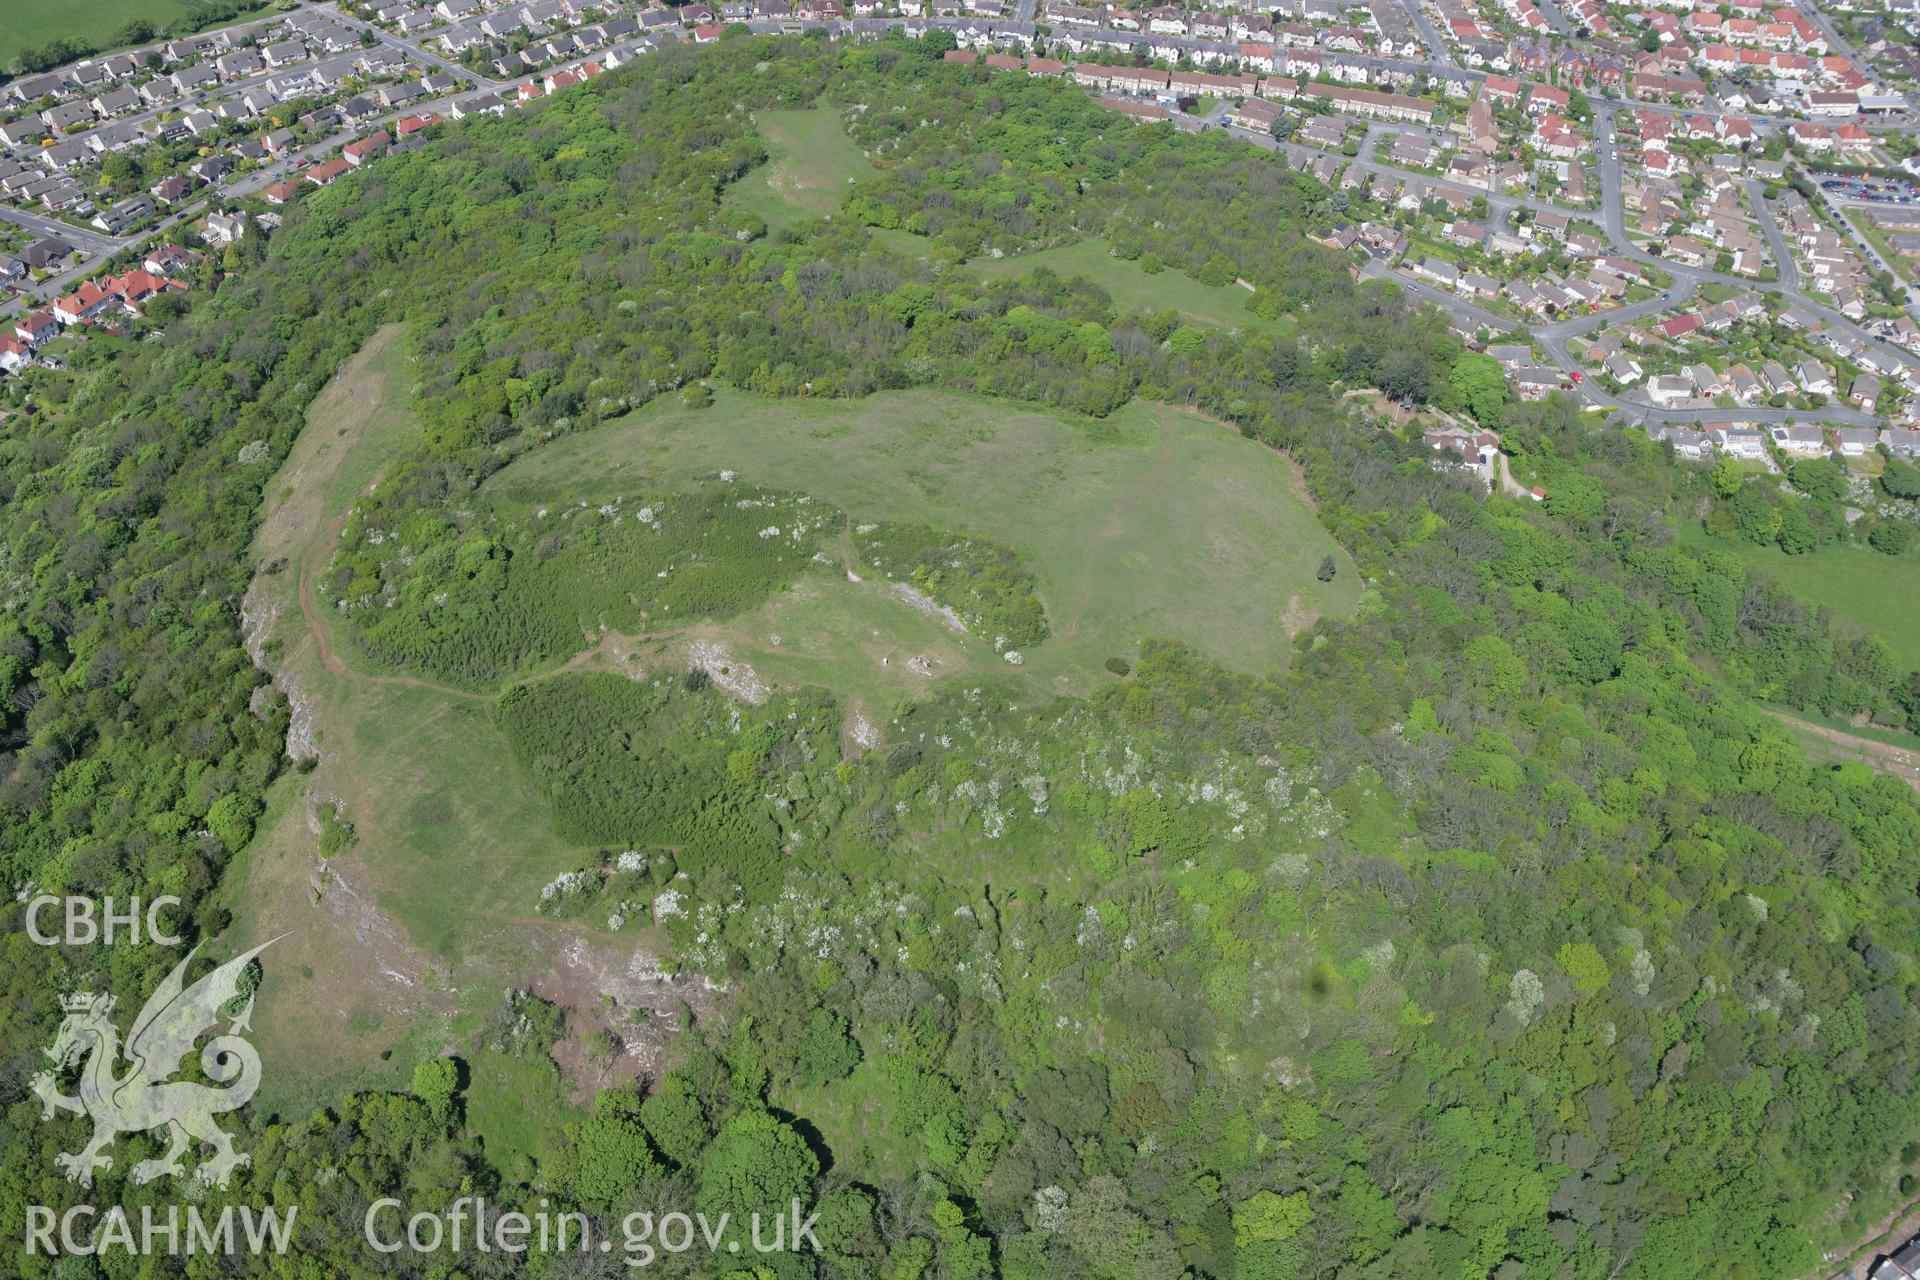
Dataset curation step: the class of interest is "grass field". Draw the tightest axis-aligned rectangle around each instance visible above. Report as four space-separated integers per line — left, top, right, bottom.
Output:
487 385 1357 701
731 106 875 231
0 1 273 69
227 334 1354 1115
227 328 652 1118
873 230 1296 336
732 108 1289 337
774 1060 918 1187
1682 526 1920 671
465 1048 577 1181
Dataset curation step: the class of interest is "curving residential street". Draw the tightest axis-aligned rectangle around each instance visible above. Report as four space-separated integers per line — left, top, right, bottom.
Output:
1360 258 1518 333
1744 178 1802 294
312 0 507 86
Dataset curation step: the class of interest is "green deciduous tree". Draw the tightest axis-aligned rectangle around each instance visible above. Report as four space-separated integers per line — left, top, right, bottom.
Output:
698 1108 819 1220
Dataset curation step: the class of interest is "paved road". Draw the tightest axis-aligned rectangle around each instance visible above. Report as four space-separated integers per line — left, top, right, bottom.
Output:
1590 107 1920 372
1225 120 1592 223
1296 101 1914 422
1794 163 1920 312
1395 0 1456 67
14 51 384 186
1533 0 1576 37
1744 177 1802 292
3 208 200 320
0 204 120 254
8 14 1917 429
1494 451 1533 497
1360 258 1518 332
864 19 1915 134
0 83 479 322
1592 108 1634 249
1789 0 1866 69
1533 274 1886 426
0 15 478 271
314 1 500 87
1356 121 1387 164
1538 277 1698 355
1576 389 1885 427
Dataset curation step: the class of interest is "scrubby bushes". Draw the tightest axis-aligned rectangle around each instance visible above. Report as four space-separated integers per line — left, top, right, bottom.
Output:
853 521 1048 649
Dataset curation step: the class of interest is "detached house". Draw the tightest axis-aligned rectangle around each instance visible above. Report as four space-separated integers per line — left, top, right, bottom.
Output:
342 130 392 166
53 278 120 326
1795 360 1834 395
205 210 248 243
15 310 59 348
0 328 37 373
1849 372 1880 411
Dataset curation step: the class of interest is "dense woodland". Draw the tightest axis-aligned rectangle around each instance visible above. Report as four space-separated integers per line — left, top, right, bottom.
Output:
5 33 1920 1280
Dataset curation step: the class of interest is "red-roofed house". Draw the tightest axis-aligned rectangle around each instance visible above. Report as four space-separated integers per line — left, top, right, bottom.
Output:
1527 83 1569 114
53 278 119 326
1656 313 1702 340
15 309 57 347
306 156 353 185
111 269 184 310
342 129 391 166
1790 121 1834 150
394 113 437 142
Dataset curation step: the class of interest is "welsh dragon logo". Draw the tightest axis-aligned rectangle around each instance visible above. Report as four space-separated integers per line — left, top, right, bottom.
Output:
31 939 280 1189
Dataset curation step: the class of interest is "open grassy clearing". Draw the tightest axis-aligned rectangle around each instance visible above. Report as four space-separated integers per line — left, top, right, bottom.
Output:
226 328 688 1119
465 1047 577 1181
227 328 1355 1115
872 228 1296 336
487 385 1356 702
733 107 1290 336
226 325 450 1110
1682 525 1920 671
731 106 875 231
774 1060 918 1187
